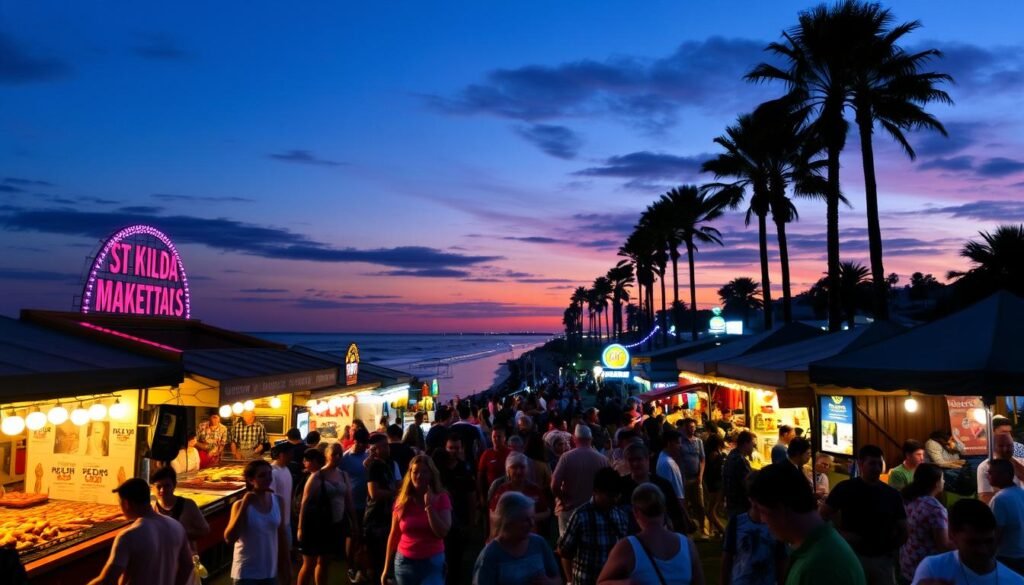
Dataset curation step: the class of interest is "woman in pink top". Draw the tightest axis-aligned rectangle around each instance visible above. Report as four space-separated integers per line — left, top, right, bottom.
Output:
383 455 452 585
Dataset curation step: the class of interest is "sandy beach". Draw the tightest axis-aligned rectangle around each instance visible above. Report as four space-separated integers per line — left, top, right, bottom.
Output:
435 340 549 402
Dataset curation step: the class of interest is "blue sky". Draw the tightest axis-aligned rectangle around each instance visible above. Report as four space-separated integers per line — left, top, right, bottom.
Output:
3 1 1024 331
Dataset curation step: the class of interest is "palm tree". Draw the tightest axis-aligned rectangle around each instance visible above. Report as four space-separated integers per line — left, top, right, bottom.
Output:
592 276 613 342
948 225 1024 300
607 262 635 340
847 6 952 321
571 286 588 341
640 200 675 346
717 277 764 329
747 1 861 332
838 261 873 329
620 226 659 345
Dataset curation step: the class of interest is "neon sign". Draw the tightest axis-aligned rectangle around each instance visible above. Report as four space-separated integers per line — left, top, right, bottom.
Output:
709 307 726 334
601 344 630 370
345 343 360 385
81 225 191 318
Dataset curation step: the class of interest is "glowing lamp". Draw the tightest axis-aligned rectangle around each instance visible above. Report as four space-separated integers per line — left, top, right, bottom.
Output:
232 402 244 415
48 404 69 425
2 414 25 436
71 405 90 426
26 411 47 431
219 404 233 418
903 397 918 413
243 400 255 412
109 399 129 420
269 396 282 409
89 403 107 421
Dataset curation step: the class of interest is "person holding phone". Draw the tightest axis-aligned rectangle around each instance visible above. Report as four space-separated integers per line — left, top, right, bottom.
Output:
383 455 452 585
224 459 291 585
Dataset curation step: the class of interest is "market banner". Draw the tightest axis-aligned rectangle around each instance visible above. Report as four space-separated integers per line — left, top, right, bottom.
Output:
945 396 988 456
309 402 354 442
25 391 139 505
820 395 855 456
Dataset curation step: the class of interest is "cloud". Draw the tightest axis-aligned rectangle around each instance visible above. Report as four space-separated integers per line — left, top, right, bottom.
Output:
290 298 564 319
574 151 711 181
917 155 974 172
462 277 504 283
427 36 772 130
914 122 978 157
501 235 568 244
132 34 192 61
118 205 162 214
239 288 289 293
976 157 1024 178
519 278 577 284
0 32 71 84
514 124 582 159
923 41 1024 97
152 193 254 203
374 268 472 278
338 294 401 300
0 185 24 193
0 267 79 282
912 200 1024 222
5 177 54 187
0 207 502 270
268 150 344 167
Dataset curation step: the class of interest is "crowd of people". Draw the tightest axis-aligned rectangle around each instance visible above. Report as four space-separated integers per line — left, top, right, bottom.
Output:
81 378 1024 585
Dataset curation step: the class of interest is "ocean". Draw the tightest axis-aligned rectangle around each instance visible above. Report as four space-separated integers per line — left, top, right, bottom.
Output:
250 332 553 400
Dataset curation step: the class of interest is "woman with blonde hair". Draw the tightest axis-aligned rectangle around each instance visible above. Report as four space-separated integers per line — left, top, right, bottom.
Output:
598 483 705 585
473 491 560 585
383 454 452 585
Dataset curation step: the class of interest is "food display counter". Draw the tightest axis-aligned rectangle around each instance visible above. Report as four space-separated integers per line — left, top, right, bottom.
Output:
14 463 252 583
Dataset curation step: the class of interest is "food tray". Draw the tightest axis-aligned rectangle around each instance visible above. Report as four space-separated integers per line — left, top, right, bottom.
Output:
0 495 49 508
178 480 245 491
18 519 130 564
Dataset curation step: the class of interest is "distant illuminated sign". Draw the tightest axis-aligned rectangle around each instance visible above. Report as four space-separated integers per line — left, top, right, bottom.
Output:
820 395 855 456
81 225 191 318
601 344 630 370
709 307 725 334
431 379 439 397
725 321 744 335
603 370 630 379
345 343 360 385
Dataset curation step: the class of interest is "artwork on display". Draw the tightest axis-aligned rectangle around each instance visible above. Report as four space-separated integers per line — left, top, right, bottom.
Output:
820 395 855 456
25 391 139 505
945 396 988 456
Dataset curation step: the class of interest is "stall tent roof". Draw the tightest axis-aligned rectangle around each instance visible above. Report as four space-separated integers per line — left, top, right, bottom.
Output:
717 322 905 388
291 345 413 386
21 310 283 357
676 322 824 375
184 348 337 382
0 316 183 401
810 291 1024 397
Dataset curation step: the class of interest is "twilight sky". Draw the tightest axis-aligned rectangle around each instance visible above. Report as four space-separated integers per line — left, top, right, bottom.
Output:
2 1 1024 332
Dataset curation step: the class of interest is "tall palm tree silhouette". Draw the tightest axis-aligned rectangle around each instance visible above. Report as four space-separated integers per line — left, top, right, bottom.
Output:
717 277 764 330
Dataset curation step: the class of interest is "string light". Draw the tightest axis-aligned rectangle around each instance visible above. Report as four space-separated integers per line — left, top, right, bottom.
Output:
269 396 282 409
1 410 25 436
48 403 69 425
231 402 244 415
70 403 90 426
89 402 107 421
219 404 233 418
109 399 129 420
26 409 47 431
243 400 255 412
624 325 660 349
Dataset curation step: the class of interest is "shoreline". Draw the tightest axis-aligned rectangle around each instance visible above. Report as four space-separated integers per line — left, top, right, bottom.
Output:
435 341 548 402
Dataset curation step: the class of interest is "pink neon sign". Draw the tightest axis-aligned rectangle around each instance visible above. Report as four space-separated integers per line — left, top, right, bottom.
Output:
81 225 192 318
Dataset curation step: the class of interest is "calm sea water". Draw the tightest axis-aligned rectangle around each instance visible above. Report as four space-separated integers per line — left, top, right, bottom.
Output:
250 332 553 398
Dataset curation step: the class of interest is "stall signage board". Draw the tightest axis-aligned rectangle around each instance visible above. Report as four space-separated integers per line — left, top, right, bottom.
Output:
220 369 337 400
820 395 855 456
601 344 630 370
81 225 192 318
309 403 354 442
25 391 139 505
945 396 988 456
345 343 360 386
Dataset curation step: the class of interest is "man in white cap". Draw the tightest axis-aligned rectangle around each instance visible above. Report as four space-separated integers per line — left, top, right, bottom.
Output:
552 423 610 536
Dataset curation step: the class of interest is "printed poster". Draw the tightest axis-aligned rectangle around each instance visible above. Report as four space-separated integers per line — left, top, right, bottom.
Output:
25 391 139 505
308 402 354 442
945 396 988 456
820 395 855 456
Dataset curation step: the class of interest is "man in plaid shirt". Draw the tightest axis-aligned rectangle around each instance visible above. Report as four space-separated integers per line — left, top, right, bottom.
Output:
228 410 268 459
557 467 629 585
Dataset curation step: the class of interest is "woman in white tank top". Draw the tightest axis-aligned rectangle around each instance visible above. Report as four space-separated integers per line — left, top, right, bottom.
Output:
225 459 290 585
598 482 705 585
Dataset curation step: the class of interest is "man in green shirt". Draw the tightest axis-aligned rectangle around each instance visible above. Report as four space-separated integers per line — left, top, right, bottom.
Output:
749 463 866 585
887 439 924 491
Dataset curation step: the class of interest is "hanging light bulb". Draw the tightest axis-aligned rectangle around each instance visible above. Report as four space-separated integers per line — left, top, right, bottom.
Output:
243 400 255 412
232 402 244 415
89 402 107 421
903 397 919 413
219 404 233 418
2 411 25 436
71 403 90 426
48 403 69 425
26 409 47 431
269 396 282 409
109 399 129 420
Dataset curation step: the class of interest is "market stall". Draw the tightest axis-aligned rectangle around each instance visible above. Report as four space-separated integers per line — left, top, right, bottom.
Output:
810 291 1024 463
0 316 183 580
